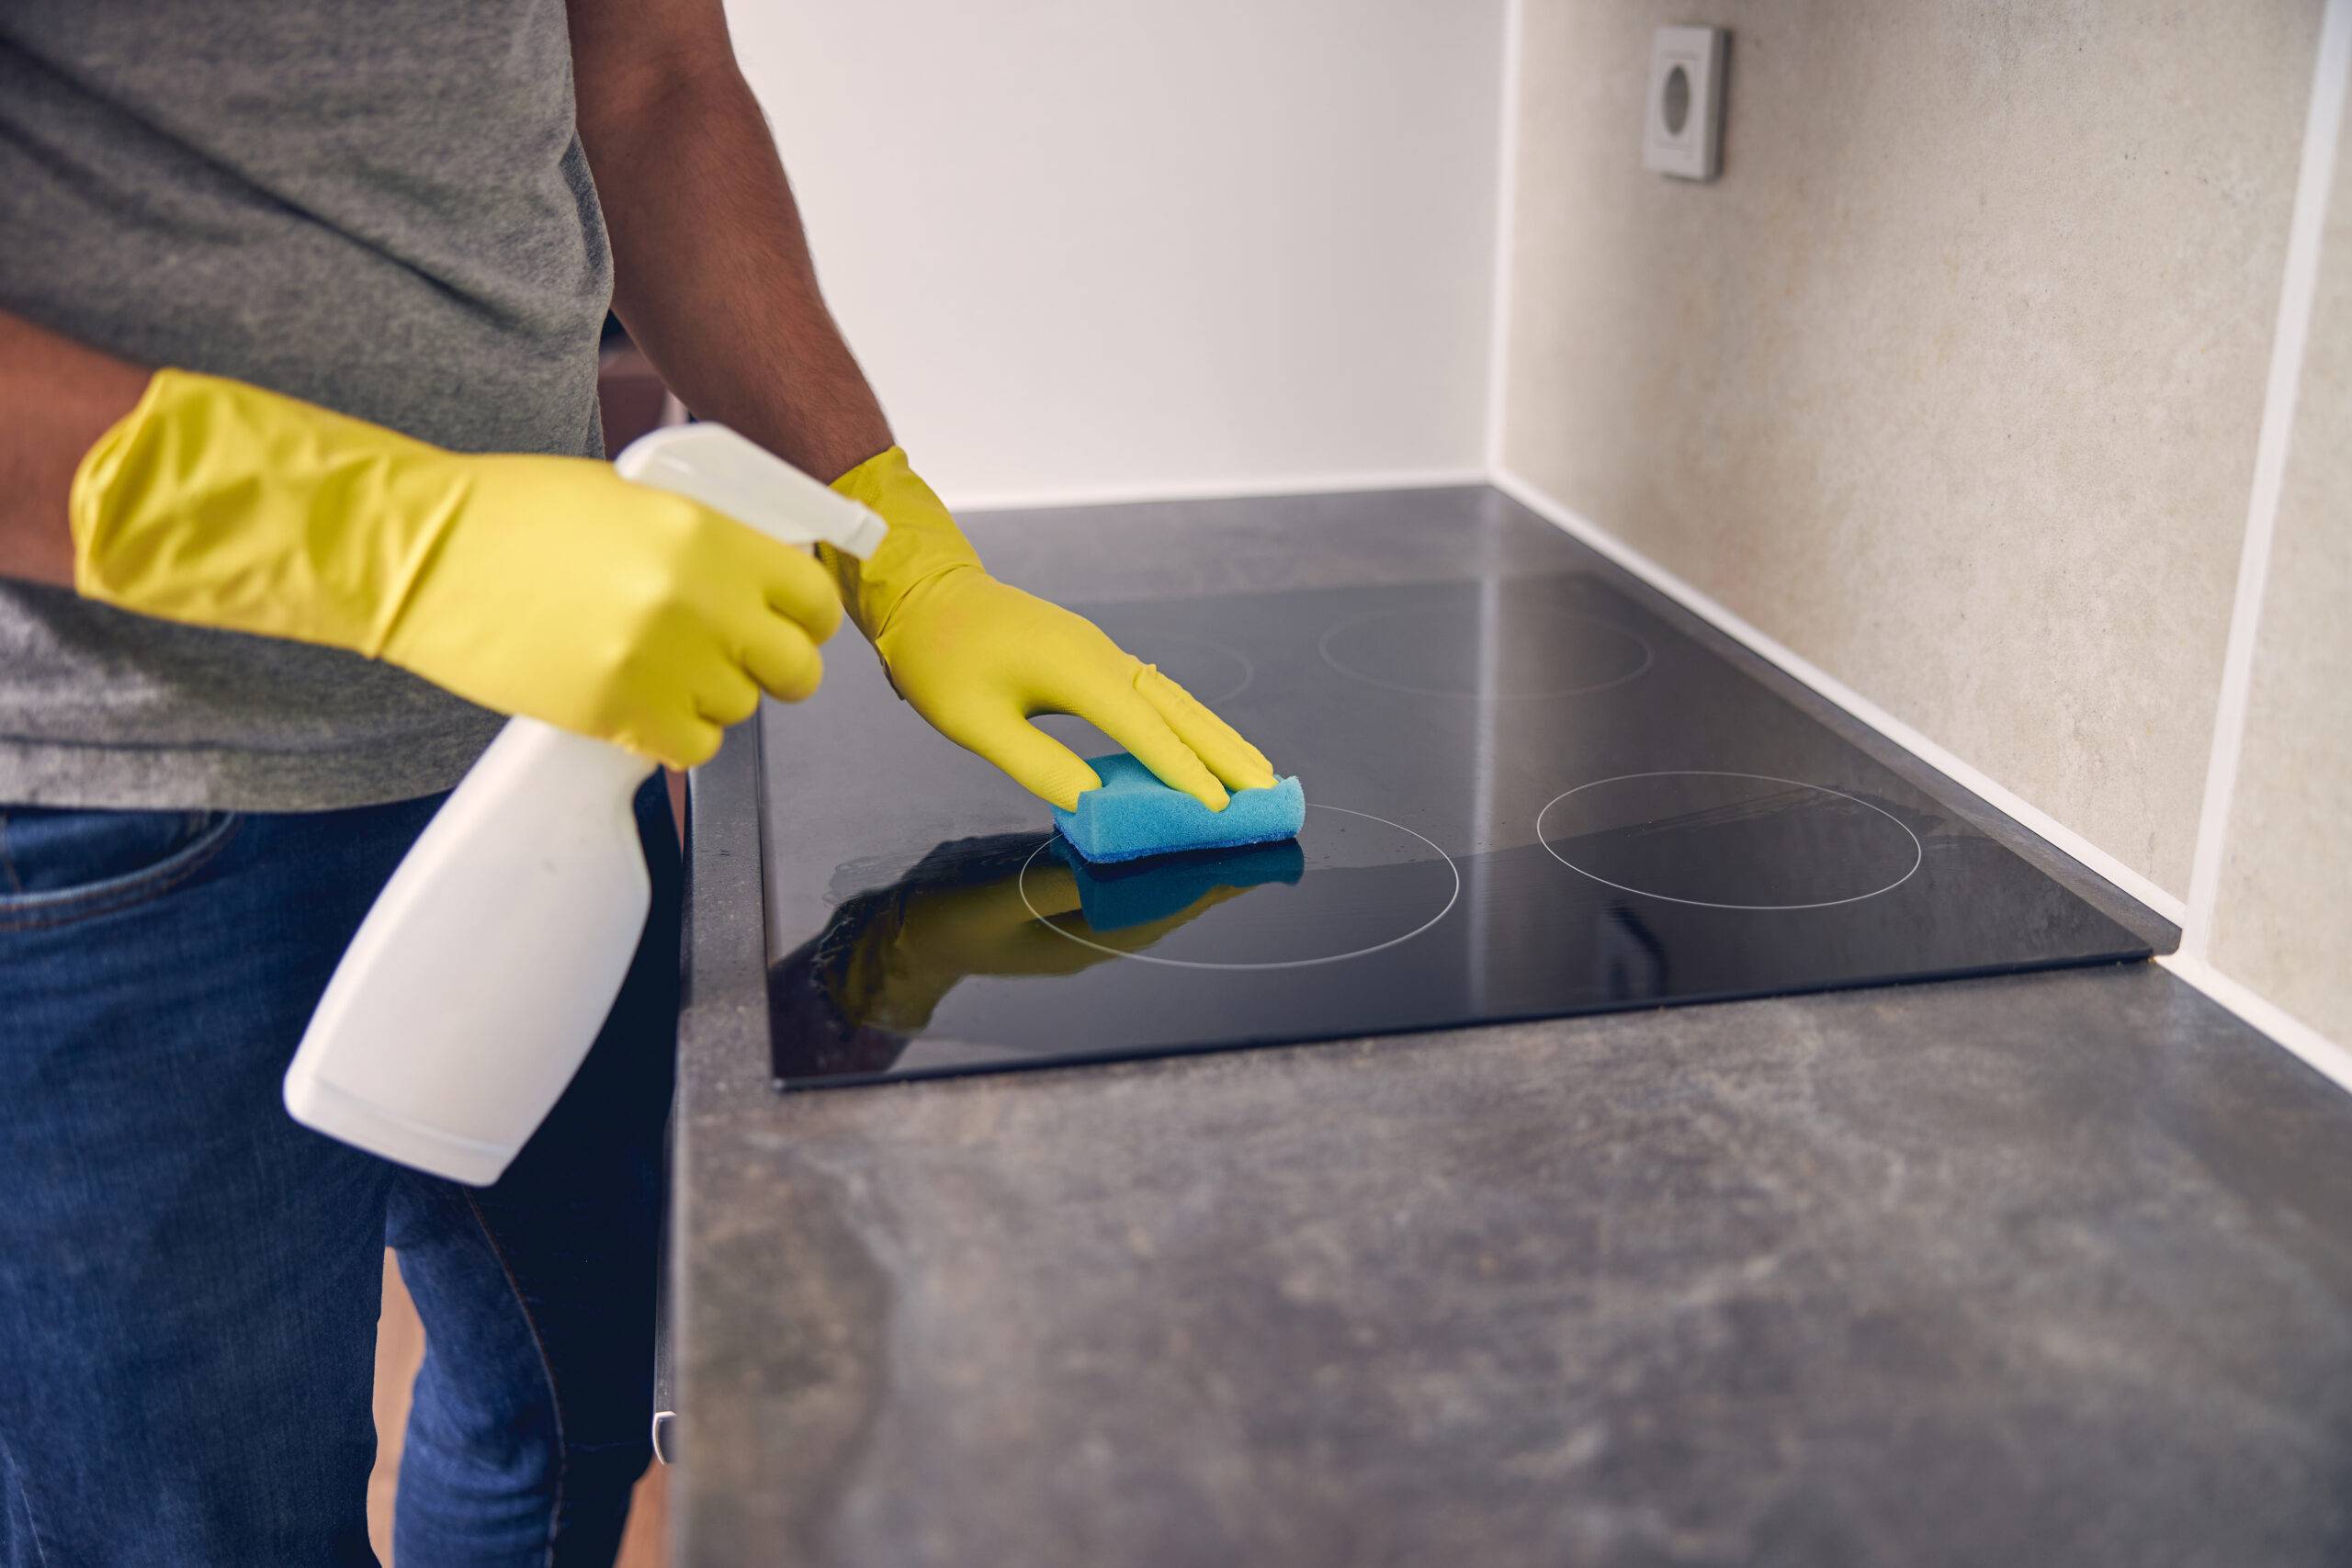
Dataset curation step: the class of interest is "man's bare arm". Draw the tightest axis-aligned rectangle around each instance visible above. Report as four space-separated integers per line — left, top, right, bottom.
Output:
0 311 148 588
567 0 894 483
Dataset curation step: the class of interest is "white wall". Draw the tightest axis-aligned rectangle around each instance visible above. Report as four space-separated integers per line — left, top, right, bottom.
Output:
725 0 1504 508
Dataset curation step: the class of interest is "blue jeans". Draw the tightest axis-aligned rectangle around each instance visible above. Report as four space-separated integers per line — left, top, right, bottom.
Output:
0 781 680 1566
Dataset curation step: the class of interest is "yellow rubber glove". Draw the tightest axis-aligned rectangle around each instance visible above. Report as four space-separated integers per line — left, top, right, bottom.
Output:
822 447 1276 811
69 368 842 768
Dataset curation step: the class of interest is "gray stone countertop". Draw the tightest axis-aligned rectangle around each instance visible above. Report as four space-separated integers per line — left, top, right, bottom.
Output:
673 489 2352 1567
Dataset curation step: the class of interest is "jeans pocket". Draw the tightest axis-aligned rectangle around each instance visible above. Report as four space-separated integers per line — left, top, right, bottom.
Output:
0 807 243 931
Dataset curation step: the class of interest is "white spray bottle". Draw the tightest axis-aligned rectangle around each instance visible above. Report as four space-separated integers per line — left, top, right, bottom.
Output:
283 424 886 1185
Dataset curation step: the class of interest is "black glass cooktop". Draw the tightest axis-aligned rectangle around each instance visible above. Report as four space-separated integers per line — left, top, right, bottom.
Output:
761 570 2154 1087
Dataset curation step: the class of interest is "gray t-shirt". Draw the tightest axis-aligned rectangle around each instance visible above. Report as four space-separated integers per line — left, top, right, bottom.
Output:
0 0 613 811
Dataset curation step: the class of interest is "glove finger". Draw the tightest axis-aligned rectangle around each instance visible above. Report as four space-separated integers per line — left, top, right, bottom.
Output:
741 624 824 705
758 547 845 643
619 707 722 773
694 662 763 728
940 711 1103 811
1136 666 1276 792
1070 679 1231 812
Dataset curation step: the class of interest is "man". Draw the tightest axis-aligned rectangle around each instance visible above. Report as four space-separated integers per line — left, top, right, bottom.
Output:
0 1 1273 1560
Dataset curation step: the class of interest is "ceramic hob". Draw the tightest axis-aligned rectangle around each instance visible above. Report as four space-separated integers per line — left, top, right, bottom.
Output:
759 570 2154 1087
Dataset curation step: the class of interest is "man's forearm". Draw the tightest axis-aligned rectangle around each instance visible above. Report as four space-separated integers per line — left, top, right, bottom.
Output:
0 311 148 588
572 28 893 483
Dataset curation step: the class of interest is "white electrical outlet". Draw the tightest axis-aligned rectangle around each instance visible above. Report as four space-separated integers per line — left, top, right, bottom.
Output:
1644 26 1726 181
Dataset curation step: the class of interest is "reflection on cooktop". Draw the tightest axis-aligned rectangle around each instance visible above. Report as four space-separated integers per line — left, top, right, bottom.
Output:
764 570 2154 1088
1319 576 1653 698
1018 805 1459 970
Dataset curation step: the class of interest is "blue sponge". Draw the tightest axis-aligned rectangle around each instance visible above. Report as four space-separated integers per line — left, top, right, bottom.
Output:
1051 752 1306 864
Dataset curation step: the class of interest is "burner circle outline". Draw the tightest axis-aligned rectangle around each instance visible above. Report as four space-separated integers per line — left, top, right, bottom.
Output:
1130 630 1254 705
1019 805 1461 970
1536 770 1923 911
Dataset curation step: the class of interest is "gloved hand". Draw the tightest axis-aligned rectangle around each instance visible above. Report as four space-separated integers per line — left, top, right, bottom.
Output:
823 447 1275 811
69 368 842 768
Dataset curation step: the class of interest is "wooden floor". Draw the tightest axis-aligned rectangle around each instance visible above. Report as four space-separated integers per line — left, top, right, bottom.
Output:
369 1251 669 1564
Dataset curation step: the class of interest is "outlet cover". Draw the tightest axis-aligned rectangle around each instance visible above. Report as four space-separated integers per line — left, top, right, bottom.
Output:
1644 26 1726 181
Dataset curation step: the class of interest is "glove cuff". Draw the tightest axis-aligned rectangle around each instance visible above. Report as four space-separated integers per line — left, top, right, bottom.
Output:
66 371 171 597
822 446 984 642
67 367 457 660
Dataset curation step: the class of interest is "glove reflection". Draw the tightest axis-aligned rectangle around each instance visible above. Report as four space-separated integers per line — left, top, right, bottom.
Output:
770 832 1305 1080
